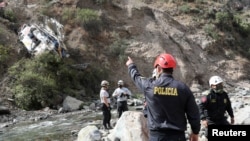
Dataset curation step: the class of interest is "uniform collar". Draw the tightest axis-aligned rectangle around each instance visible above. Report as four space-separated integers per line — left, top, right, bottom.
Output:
160 73 173 78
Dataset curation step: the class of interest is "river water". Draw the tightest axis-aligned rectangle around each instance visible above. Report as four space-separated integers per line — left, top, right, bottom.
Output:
0 110 106 141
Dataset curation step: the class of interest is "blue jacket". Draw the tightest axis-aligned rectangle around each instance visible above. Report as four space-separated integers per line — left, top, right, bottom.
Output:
128 64 200 134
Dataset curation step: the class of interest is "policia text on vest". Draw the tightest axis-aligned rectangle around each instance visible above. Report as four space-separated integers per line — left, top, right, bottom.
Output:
154 87 178 96
208 125 249 140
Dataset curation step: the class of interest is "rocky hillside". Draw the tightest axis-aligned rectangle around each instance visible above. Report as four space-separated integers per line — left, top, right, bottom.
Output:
1 0 250 105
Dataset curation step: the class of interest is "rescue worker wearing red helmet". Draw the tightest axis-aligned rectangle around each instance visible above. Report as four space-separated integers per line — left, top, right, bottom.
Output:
198 76 234 138
126 53 200 141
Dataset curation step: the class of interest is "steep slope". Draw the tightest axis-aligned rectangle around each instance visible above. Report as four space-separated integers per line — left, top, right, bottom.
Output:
74 0 250 91
1 0 250 96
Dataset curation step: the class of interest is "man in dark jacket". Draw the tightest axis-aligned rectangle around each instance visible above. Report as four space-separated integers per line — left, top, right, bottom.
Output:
199 75 234 137
126 53 200 141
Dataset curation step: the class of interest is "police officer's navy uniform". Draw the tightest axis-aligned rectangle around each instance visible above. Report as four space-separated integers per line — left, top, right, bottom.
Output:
128 64 200 141
199 89 234 137
199 89 234 124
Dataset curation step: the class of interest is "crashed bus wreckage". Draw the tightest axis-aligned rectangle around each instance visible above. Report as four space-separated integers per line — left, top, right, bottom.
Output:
18 23 69 58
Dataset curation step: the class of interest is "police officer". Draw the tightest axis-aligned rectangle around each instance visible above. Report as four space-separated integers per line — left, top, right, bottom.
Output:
100 80 112 129
126 53 200 141
199 76 235 137
112 80 132 118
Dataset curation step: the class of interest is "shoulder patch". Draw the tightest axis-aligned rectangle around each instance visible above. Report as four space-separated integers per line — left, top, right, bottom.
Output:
201 97 207 103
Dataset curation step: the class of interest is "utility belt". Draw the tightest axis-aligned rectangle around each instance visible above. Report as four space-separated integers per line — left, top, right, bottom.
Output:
150 129 184 136
208 115 227 121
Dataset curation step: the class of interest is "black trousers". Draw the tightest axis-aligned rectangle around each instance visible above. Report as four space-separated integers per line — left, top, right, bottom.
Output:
117 101 128 118
205 117 230 137
102 103 111 128
149 130 185 141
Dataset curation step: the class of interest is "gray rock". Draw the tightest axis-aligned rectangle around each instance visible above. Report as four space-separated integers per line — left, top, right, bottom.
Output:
0 106 10 115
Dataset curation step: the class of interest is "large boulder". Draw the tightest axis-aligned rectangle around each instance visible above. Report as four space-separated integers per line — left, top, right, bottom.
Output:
77 125 101 141
0 106 10 115
62 96 83 112
107 111 149 141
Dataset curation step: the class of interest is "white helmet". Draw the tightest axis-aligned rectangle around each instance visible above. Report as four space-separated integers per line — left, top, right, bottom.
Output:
118 80 124 86
209 76 223 87
101 80 109 87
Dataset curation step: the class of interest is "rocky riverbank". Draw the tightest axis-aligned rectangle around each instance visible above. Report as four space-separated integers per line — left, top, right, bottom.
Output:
1 80 250 141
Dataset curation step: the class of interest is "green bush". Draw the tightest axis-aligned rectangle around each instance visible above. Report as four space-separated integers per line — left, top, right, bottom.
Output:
62 8 76 24
0 44 9 62
0 27 9 44
108 39 128 64
13 72 57 110
203 24 219 39
8 54 59 110
109 39 127 56
8 52 108 110
76 8 100 25
62 8 102 35
215 12 232 31
233 14 250 37
4 9 17 22
179 4 190 14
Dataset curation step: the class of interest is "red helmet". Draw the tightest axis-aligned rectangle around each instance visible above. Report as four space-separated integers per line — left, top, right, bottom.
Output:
153 53 176 68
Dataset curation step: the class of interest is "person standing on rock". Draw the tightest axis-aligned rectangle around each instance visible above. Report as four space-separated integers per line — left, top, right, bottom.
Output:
112 80 132 118
198 75 235 138
126 53 200 141
100 80 112 130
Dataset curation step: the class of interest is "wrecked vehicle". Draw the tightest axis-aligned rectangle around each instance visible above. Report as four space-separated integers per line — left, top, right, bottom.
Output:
18 19 69 58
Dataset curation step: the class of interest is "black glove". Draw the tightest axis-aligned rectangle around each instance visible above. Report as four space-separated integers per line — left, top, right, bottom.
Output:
120 93 124 97
126 95 130 99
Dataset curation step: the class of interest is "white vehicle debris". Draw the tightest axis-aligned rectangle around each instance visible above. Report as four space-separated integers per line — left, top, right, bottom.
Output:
18 18 69 58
